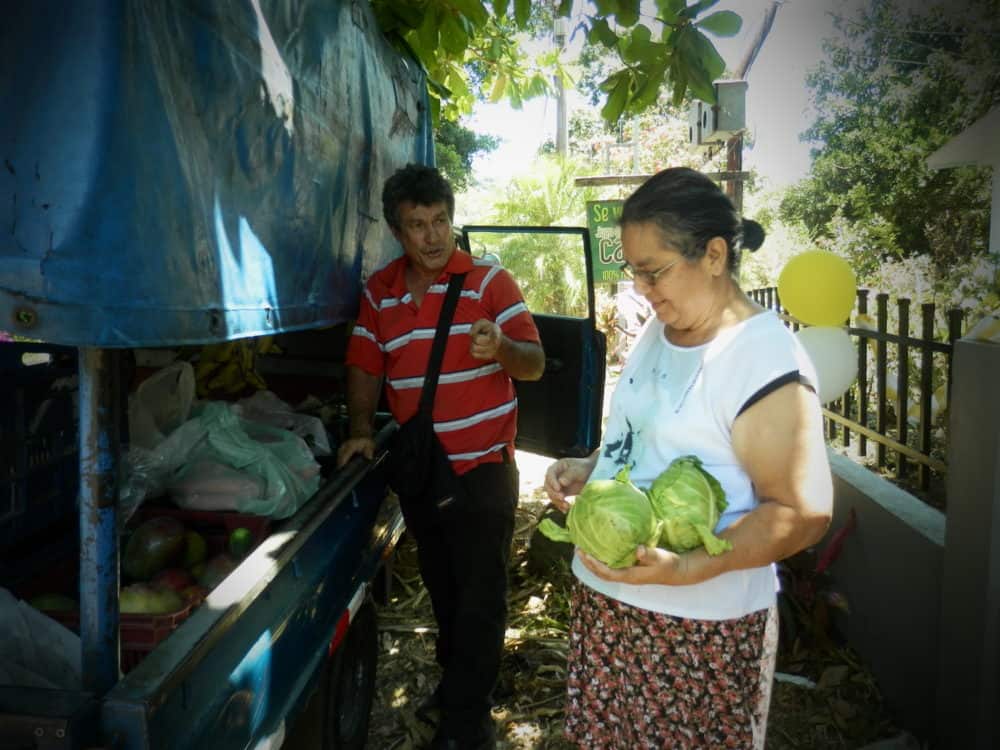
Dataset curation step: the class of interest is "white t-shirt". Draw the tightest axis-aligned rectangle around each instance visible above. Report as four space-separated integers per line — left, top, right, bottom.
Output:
573 310 819 620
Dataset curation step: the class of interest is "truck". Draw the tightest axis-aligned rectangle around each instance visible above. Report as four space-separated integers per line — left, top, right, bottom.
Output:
0 2 607 749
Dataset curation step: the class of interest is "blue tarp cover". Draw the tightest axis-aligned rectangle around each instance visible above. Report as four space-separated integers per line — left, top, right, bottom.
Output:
0 0 434 347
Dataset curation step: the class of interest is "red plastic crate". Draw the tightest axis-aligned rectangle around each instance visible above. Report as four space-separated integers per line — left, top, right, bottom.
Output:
24 507 271 673
29 598 193 674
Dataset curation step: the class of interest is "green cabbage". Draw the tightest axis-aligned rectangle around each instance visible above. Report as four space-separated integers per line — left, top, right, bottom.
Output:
538 466 660 568
647 455 732 556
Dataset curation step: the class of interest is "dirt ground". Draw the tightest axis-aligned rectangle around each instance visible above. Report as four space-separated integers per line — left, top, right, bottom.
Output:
364 451 902 750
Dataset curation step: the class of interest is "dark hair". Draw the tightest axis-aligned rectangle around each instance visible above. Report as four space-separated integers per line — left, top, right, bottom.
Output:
381 163 455 230
620 167 764 274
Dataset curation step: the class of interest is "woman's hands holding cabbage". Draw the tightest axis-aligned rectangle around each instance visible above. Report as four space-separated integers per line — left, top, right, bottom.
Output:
540 467 661 569
541 456 732 580
576 543 692 586
543 454 598 512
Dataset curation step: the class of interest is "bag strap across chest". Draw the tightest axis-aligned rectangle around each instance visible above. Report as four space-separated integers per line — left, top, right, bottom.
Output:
418 272 467 415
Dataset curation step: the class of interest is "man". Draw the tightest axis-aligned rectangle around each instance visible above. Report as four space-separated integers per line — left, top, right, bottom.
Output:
337 163 545 749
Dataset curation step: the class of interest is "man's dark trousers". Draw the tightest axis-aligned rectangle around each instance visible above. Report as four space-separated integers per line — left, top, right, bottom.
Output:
407 455 518 743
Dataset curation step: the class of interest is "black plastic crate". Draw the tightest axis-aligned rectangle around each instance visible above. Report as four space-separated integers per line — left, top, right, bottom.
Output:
0 344 79 573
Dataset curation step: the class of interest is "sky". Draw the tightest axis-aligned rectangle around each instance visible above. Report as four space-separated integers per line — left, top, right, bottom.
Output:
468 0 866 188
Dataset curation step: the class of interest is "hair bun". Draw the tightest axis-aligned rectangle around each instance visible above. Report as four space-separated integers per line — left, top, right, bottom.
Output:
741 219 765 252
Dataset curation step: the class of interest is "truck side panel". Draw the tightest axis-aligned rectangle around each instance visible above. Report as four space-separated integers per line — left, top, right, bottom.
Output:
0 0 433 347
101 447 403 749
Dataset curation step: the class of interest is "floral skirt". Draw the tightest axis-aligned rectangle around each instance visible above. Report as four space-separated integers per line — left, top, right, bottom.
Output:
563 582 778 749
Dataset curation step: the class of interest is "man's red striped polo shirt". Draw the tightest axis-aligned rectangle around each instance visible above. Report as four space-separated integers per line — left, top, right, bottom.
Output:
346 249 541 475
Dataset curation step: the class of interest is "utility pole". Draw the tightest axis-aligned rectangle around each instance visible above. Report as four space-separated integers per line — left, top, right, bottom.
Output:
726 1 781 213
554 17 569 158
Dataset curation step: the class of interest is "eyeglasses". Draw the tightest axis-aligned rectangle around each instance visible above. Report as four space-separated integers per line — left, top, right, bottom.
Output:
619 257 682 286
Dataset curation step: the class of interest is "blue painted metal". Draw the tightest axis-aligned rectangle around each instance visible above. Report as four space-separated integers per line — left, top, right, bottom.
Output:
101 428 404 749
77 348 122 694
0 0 434 347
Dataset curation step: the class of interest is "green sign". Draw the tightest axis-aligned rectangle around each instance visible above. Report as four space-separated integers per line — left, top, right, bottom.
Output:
586 200 626 284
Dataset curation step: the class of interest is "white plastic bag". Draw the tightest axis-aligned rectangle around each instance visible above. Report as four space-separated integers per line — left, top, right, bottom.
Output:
130 401 321 518
0 587 81 690
167 460 265 512
234 390 332 456
129 361 196 450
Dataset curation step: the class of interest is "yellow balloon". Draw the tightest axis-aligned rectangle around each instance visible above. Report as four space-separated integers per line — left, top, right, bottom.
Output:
777 251 857 326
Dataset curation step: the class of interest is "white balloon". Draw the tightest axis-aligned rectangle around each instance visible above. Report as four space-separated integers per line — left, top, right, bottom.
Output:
795 326 858 404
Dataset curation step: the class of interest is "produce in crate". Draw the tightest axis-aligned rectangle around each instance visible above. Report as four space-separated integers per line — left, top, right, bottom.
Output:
152 567 196 593
180 585 210 606
183 530 208 568
227 527 254 559
197 554 239 589
123 516 187 581
120 583 185 615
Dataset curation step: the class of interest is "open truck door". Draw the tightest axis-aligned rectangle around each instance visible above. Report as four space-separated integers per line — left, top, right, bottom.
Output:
461 226 606 458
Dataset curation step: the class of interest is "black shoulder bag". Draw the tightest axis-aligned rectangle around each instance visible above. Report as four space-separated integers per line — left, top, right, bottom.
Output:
386 273 467 525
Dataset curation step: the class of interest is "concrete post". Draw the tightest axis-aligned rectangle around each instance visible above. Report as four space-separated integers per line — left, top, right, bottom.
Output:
937 338 1000 748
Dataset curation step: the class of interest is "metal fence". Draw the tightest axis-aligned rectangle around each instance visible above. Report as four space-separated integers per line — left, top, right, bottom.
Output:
749 287 965 505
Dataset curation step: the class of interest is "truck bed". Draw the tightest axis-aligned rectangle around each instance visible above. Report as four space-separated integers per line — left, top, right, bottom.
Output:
102 422 402 749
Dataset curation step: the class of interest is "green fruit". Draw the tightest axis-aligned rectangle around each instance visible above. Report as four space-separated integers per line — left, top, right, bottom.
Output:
183 531 208 568
227 527 254 559
123 517 187 581
120 583 185 615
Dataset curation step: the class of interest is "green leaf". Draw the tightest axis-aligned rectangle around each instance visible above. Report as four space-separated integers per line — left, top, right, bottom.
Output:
428 94 441 126
696 10 742 37
680 59 715 104
486 37 502 61
615 0 640 27
621 24 661 65
538 518 573 544
654 0 686 23
601 73 631 123
445 68 471 100
627 64 666 113
490 0 508 17
451 0 490 28
587 17 619 48
556 0 573 17
377 1 424 31
440 13 469 55
416 9 440 55
676 24 725 84
670 62 688 106
513 0 530 29
680 0 720 21
508 80 523 109
689 27 726 82
525 73 549 99
593 0 620 15
598 69 628 93
426 76 452 100
489 73 508 102
675 28 717 103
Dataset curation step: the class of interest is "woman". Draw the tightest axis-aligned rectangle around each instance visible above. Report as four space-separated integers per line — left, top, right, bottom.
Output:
544 167 833 749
